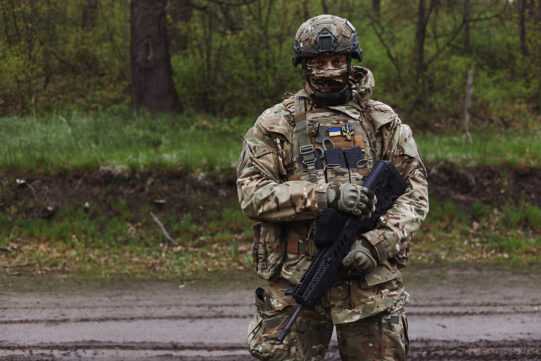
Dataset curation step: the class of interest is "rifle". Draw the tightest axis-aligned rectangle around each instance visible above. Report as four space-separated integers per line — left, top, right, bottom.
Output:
277 160 407 342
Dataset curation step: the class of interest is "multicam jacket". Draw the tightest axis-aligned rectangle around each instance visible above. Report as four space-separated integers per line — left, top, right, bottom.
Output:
236 66 429 324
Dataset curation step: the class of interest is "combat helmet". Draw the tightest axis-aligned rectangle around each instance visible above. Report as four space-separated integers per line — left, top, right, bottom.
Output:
292 14 362 67
293 15 362 105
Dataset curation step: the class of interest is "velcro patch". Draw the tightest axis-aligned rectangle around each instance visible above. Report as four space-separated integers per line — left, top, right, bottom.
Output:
328 128 341 136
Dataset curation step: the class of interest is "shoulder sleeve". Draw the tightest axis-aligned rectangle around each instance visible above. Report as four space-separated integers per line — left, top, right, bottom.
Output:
236 105 328 223
362 117 429 263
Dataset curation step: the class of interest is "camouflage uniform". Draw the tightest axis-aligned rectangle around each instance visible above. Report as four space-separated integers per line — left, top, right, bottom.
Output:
237 16 428 361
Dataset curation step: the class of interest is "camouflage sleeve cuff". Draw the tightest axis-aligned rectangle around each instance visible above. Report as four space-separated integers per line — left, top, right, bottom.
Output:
315 183 329 210
360 232 388 264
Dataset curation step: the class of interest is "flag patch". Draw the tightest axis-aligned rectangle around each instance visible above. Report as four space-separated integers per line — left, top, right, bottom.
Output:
328 128 341 137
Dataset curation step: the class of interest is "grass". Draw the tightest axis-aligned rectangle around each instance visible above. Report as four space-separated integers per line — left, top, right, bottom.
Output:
0 110 249 173
0 195 255 279
1 192 539 279
412 198 541 264
417 129 541 167
0 111 540 173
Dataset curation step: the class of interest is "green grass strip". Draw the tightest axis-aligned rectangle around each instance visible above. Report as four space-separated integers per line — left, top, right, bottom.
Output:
0 112 249 173
418 131 541 167
1 112 539 173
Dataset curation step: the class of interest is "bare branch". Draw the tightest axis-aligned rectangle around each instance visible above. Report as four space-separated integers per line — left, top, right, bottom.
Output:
469 1 509 22
365 10 403 85
151 212 174 245
424 0 507 67
426 18 465 66
2 263 34 269
425 0 437 28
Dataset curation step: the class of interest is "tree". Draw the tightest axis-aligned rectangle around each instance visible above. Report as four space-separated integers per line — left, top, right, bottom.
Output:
414 0 428 86
130 0 181 113
463 0 471 54
82 0 98 30
518 0 529 56
372 0 381 21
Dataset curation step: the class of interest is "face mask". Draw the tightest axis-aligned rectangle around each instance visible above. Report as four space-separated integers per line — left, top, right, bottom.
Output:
305 63 348 93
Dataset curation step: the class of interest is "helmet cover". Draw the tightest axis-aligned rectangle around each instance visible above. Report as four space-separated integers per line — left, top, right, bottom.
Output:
293 14 362 67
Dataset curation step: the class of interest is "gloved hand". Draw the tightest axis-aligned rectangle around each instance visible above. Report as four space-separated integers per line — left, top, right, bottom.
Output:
327 183 376 220
342 240 378 274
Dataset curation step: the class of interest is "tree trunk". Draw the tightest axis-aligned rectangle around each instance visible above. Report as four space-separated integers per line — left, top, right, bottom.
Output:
462 69 474 144
302 0 309 20
372 0 381 20
321 0 328 14
130 0 181 113
415 0 427 85
43 0 59 91
81 0 98 30
518 0 529 56
167 1 193 53
463 0 470 55
80 0 99 74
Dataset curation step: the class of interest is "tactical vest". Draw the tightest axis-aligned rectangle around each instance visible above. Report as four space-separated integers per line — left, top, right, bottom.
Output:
277 93 379 258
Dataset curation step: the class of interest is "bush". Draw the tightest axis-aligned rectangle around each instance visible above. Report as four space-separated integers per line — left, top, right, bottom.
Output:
470 202 492 221
525 205 541 233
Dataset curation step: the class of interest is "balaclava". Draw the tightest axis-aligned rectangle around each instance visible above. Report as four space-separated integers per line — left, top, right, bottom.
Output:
302 57 351 106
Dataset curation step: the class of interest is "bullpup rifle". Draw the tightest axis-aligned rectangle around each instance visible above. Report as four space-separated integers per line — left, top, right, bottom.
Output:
277 160 407 342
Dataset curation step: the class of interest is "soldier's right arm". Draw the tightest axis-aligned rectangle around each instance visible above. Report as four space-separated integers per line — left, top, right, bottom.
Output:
236 117 328 223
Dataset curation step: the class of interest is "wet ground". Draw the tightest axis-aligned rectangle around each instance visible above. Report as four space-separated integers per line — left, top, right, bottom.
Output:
0 264 540 360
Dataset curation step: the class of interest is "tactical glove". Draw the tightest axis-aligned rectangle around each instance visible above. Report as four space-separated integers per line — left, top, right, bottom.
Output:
327 183 376 220
342 240 378 274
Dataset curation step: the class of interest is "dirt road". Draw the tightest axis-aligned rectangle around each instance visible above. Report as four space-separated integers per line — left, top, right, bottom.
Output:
1 264 540 360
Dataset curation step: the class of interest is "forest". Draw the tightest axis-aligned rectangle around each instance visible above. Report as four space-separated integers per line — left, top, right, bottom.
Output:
0 0 540 278
0 0 539 131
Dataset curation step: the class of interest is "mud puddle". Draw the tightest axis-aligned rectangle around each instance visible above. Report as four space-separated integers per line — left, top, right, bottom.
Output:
0 264 540 360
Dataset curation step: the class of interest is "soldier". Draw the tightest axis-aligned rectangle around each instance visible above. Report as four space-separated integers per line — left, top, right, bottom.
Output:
236 14 429 361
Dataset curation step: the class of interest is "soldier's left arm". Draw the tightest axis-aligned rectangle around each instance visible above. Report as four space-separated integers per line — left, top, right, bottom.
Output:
362 121 429 262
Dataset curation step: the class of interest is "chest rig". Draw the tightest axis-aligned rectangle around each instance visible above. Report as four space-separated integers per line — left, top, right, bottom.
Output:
291 94 375 186
273 94 376 257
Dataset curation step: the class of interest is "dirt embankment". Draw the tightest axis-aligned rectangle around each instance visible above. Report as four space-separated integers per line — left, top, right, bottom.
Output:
0 167 237 220
1 163 540 220
427 163 541 205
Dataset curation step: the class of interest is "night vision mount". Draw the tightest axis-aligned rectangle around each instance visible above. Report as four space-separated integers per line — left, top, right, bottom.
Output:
315 28 338 53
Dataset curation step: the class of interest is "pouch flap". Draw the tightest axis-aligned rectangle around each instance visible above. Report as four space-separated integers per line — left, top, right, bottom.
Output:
253 145 273 158
364 261 399 287
252 222 262 240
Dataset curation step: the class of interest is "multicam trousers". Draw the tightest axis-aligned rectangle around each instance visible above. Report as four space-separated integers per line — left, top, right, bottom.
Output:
247 280 408 361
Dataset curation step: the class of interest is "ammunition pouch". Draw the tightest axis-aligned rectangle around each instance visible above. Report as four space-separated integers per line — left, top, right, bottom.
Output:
251 222 284 281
